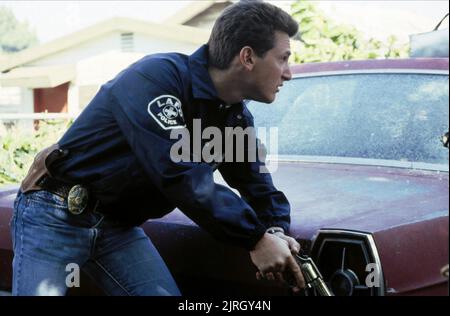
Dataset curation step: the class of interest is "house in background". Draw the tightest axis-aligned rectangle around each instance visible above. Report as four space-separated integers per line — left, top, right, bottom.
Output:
0 17 209 118
1 0 444 119
164 0 291 29
0 0 293 118
164 0 233 29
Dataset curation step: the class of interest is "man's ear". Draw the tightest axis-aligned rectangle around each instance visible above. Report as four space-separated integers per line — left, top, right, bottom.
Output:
239 46 256 71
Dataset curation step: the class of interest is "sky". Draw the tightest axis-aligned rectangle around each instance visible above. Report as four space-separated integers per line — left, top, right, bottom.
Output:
1 1 193 43
1 1 449 44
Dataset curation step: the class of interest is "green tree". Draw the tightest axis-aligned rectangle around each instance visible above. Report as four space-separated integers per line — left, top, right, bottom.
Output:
290 0 409 63
0 6 38 54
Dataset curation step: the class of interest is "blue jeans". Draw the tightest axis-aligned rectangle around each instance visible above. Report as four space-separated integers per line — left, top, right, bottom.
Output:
10 190 181 296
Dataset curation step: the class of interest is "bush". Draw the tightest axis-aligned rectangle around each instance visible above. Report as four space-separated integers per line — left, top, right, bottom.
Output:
291 0 410 63
0 120 70 185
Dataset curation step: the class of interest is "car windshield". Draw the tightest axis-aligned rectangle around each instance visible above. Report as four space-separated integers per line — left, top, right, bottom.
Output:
247 72 449 168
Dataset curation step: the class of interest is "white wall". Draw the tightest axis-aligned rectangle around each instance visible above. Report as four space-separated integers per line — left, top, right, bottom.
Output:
0 87 33 113
134 33 200 55
0 87 34 132
72 32 201 111
67 82 79 114
30 31 201 69
76 51 144 86
0 87 22 112
29 32 120 67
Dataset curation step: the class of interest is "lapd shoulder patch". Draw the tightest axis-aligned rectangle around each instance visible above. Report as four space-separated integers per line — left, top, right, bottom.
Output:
148 95 185 130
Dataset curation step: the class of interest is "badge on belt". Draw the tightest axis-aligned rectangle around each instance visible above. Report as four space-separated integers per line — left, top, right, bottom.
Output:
67 185 89 215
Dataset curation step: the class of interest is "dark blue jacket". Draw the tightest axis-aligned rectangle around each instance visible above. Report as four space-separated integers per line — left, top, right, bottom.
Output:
52 45 291 250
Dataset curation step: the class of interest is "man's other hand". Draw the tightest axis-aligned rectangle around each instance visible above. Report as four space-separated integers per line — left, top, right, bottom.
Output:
250 233 305 290
271 231 300 255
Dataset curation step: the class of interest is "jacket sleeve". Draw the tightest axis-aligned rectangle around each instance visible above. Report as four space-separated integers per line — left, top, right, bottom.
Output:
107 62 267 250
218 110 291 233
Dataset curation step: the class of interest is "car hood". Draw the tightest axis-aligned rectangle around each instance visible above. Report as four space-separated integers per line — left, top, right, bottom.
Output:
271 161 449 239
1 162 448 240
4 161 445 241
162 161 449 240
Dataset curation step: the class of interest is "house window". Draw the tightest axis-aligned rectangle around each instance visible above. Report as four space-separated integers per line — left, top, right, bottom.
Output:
121 32 134 52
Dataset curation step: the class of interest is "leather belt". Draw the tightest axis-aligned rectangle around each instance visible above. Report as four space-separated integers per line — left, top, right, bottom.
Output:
37 175 72 198
37 176 102 215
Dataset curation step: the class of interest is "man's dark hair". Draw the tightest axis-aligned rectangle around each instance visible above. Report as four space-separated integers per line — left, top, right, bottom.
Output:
208 1 298 69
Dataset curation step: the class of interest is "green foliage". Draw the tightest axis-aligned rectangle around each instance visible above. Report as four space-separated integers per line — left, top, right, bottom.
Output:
0 121 70 185
0 6 38 53
291 1 410 63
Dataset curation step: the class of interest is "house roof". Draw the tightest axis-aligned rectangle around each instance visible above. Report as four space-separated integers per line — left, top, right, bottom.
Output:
164 0 219 25
0 64 76 88
0 17 210 73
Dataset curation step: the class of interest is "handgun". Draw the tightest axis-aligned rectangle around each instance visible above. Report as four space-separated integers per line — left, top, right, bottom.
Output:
295 254 334 296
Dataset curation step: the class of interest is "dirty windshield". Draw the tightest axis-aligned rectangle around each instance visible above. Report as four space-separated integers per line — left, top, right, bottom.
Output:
248 73 449 166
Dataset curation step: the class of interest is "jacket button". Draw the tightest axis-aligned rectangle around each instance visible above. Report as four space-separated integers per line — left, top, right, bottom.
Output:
236 114 242 120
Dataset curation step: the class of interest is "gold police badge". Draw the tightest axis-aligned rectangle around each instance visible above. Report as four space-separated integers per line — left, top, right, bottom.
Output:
67 185 89 215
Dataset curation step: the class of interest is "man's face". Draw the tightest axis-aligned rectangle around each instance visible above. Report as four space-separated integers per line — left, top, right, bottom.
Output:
250 31 292 103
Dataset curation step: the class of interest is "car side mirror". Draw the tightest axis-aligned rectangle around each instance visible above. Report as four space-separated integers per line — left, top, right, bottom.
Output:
441 131 449 149
441 264 449 278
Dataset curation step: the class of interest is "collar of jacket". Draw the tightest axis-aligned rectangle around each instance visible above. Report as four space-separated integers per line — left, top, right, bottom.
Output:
189 45 246 112
188 44 222 101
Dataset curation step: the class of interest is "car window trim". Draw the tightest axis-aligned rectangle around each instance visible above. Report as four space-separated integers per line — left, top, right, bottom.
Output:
266 154 449 172
291 69 449 79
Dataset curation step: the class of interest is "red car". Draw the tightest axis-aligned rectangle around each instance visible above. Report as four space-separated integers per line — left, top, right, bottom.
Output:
0 58 448 296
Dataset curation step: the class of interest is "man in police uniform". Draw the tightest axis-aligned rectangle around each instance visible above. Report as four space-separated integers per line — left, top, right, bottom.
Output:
11 1 304 295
